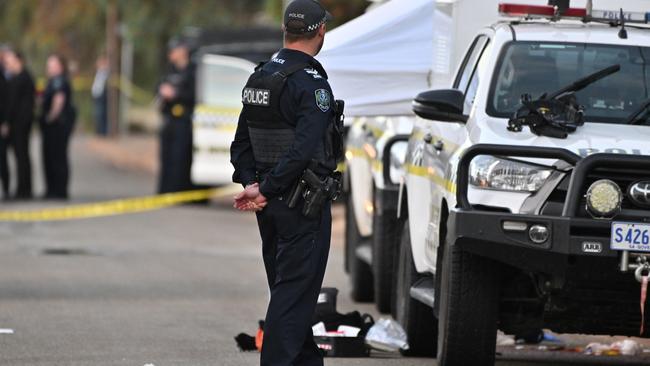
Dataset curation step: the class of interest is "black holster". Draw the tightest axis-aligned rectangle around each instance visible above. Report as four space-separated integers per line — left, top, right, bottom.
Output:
287 170 342 219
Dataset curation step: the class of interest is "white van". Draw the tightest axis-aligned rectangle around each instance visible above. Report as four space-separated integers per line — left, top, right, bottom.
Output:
191 54 256 186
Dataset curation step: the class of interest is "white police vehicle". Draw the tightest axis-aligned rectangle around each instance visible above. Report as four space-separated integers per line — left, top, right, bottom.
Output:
339 0 456 315
343 115 413 312
192 54 256 186
390 2 650 365
190 29 281 187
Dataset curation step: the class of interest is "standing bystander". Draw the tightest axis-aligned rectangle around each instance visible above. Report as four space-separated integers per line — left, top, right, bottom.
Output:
0 49 9 200
91 55 109 136
4 49 35 199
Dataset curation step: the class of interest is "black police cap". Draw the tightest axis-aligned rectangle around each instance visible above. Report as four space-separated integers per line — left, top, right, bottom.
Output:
284 0 333 35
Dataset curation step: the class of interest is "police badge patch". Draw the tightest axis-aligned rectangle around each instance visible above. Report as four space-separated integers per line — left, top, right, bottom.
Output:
315 89 330 112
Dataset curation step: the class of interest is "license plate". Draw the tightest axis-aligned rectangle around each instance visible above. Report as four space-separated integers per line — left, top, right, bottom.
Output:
611 222 650 252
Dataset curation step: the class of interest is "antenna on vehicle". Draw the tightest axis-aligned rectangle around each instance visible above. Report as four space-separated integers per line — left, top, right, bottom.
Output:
618 8 628 39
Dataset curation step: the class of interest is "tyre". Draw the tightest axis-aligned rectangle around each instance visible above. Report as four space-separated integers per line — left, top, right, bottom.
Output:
345 199 374 302
372 193 401 313
395 219 437 357
437 243 501 366
343 192 354 274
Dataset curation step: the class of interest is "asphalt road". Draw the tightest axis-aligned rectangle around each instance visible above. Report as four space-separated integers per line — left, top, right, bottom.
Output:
0 136 648 366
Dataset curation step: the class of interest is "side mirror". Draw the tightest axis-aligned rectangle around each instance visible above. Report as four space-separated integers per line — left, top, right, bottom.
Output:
382 136 409 187
412 89 468 123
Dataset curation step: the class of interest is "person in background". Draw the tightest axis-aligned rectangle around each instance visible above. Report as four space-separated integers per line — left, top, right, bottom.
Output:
91 54 109 136
157 39 195 194
39 54 76 200
4 49 35 199
0 44 9 77
0 52 9 200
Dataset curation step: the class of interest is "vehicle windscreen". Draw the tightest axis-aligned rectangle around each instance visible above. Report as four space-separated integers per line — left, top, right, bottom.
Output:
199 60 252 108
488 42 650 124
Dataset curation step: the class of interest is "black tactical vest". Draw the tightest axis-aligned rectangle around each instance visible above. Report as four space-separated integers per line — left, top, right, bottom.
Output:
241 62 336 172
241 63 308 165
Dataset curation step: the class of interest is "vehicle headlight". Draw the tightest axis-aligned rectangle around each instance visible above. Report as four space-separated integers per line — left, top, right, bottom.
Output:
469 155 552 192
586 179 622 218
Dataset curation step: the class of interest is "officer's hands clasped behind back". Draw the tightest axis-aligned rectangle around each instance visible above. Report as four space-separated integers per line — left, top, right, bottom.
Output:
234 182 268 212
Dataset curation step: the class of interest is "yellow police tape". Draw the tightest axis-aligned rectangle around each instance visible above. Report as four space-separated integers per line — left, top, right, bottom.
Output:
0 185 242 222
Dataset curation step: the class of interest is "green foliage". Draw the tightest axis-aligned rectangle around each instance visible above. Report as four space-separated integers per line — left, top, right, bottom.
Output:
321 0 372 27
0 0 268 88
264 0 370 27
0 0 369 129
0 0 369 86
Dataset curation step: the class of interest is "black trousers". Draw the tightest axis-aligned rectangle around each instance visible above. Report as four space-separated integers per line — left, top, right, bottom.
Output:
0 135 8 198
41 119 74 199
256 198 331 366
10 122 32 198
158 116 193 194
93 95 108 136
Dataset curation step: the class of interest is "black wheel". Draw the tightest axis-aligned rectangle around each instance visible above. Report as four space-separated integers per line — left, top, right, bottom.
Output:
345 199 374 302
372 193 401 313
343 191 354 274
437 244 501 366
395 219 437 357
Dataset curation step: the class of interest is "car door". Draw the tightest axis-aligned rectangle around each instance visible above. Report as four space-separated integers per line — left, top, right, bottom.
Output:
422 34 493 270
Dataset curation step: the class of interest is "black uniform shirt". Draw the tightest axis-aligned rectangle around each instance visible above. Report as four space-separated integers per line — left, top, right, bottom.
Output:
6 69 35 128
0 72 7 126
160 63 196 119
230 48 335 199
41 75 74 124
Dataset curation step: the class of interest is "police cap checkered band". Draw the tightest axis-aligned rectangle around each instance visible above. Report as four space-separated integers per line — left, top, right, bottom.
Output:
284 0 333 35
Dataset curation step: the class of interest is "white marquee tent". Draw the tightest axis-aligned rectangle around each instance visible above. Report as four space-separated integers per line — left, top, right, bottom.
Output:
317 0 450 117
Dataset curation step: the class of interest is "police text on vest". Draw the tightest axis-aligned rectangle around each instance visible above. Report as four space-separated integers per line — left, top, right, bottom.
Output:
242 88 271 107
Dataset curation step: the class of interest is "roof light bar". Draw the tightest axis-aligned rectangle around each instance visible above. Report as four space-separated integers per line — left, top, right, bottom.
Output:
500 3 650 25
499 3 586 19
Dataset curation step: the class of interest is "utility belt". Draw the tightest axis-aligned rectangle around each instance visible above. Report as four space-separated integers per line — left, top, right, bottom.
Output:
287 169 342 219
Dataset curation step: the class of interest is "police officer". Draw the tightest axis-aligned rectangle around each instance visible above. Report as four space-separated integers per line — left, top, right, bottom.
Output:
0 64 9 199
4 49 35 199
230 1 339 365
157 39 195 194
40 54 76 200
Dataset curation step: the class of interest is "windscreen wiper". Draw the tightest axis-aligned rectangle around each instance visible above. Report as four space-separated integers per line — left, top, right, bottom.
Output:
625 97 650 125
508 64 621 139
546 64 620 99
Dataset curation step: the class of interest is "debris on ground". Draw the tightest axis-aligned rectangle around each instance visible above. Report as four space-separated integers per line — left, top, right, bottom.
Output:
312 322 361 337
586 340 642 356
365 318 409 352
498 330 648 357
497 330 515 346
